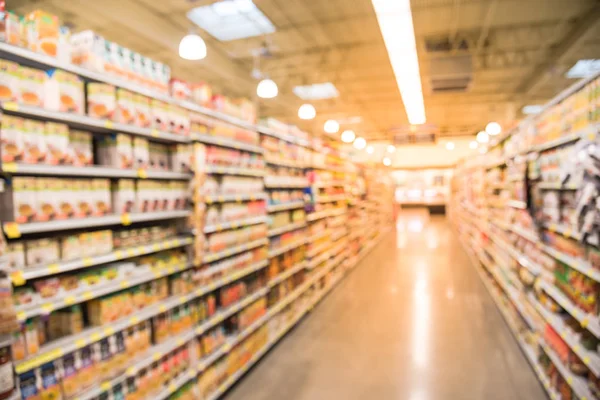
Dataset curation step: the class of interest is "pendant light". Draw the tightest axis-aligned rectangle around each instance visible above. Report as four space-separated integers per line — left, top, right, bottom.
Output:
341 130 356 143
353 137 367 150
324 120 340 133
476 130 489 143
257 79 278 99
486 122 502 136
298 104 316 120
178 33 207 60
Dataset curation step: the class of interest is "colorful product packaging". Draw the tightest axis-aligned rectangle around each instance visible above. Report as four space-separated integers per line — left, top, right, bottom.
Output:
87 83 116 119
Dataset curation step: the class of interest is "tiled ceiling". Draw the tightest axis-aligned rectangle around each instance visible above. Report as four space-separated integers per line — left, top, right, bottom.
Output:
9 0 600 141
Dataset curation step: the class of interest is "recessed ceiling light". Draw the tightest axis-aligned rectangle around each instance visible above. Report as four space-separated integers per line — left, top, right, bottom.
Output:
341 130 356 143
353 137 367 150
293 82 339 100
371 0 426 125
566 59 600 78
324 120 339 133
298 104 316 120
485 122 502 136
187 0 275 42
387 145 396 153
476 131 489 143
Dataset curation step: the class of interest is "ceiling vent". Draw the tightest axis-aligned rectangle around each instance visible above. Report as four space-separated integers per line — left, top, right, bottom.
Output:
429 55 473 93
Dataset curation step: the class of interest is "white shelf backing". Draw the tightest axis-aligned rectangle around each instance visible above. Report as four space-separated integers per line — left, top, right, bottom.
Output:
10 236 193 284
204 215 268 234
266 201 305 213
205 165 266 177
14 258 268 374
205 193 267 203
267 221 307 237
0 163 192 180
1 103 189 143
191 133 263 153
203 238 268 264
4 210 191 237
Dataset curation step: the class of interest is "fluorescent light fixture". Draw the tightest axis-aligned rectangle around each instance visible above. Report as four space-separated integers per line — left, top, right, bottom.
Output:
445 142 455 150
293 82 339 100
522 105 543 115
383 157 392 166
298 104 316 120
566 59 600 79
469 141 478 149
371 0 426 125
353 137 367 150
485 122 502 136
387 145 396 153
178 34 207 60
324 120 339 133
476 130 489 143
187 0 275 42
257 79 278 99
341 130 356 143
366 146 374 154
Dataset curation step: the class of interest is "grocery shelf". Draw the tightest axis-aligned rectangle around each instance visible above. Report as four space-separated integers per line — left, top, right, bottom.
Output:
507 200 527 209
268 238 307 258
204 215 268 234
264 176 309 189
0 42 258 132
487 232 542 276
308 229 331 242
267 261 307 288
537 182 579 190
80 287 269 400
1 103 188 143
205 165 266 177
257 125 311 147
540 339 595 400
313 180 346 188
10 236 193 284
306 208 346 222
266 201 305 213
485 159 507 170
314 194 346 203
15 261 192 321
307 242 330 258
264 156 307 169
0 163 192 180
533 126 597 153
203 238 268 264
541 244 600 282
331 229 348 242
510 224 540 243
192 133 263 153
267 221 307 237
539 280 600 338
531 295 600 376
3 210 191 238
205 193 267 203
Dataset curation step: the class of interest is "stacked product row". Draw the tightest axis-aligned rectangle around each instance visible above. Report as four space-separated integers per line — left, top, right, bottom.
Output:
451 71 600 400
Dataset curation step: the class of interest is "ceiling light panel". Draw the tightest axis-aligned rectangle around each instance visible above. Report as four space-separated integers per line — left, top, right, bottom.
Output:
293 83 339 100
187 0 275 42
566 59 600 79
371 0 426 125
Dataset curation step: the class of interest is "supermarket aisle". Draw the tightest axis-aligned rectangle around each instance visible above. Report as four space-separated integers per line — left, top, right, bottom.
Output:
225 211 546 400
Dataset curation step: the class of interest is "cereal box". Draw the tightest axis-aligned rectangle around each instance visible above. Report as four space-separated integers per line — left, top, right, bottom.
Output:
92 179 111 215
70 30 106 72
115 88 135 124
0 59 19 102
25 10 59 57
18 66 45 107
60 235 81 261
134 94 152 128
151 99 168 131
57 180 75 219
1 115 24 163
36 178 60 221
70 130 93 166
87 83 116 119
44 69 84 114
112 179 135 214
97 133 133 169
133 137 149 169
22 119 46 164
44 122 69 165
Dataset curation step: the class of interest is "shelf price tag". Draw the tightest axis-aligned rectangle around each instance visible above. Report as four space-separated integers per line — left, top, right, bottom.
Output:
82 257 93 267
4 222 21 239
3 102 19 111
48 263 60 274
2 162 17 173
137 168 148 179
104 121 114 129
10 270 25 286
121 213 132 226
151 129 159 138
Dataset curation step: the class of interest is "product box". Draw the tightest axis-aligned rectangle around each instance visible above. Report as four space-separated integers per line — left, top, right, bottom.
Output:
25 10 59 57
44 122 69 165
1 115 25 163
191 82 212 107
135 180 151 213
4 177 37 223
86 82 116 119
69 130 93 166
70 30 106 72
57 180 75 218
6 242 25 269
36 178 60 221
26 238 60 266
92 179 111 215
151 99 168 131
170 144 192 173
75 179 93 217
1 11 21 47
22 118 46 163
112 179 135 214
170 79 191 100
134 94 152 128
18 66 45 107
0 59 19 102
114 88 135 124
133 137 149 169
60 235 81 261
44 69 84 114
97 133 133 169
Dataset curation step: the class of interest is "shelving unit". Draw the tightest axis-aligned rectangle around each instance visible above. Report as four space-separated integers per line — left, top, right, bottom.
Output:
451 71 600 400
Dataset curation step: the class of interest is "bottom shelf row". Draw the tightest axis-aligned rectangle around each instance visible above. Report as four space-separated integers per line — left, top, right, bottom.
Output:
9 230 388 400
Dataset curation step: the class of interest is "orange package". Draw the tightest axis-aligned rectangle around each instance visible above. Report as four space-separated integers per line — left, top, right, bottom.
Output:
25 10 59 57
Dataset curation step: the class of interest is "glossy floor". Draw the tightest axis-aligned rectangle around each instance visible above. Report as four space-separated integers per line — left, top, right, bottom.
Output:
225 211 547 400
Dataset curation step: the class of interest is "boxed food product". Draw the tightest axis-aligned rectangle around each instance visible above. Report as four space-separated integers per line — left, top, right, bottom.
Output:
10 177 37 223
1 11 21 47
60 235 81 261
70 30 106 72
0 59 19 102
170 144 192 173
26 238 60 266
44 122 69 165
1 115 25 163
133 137 149 169
18 67 45 108
57 180 76 218
112 179 135 214
135 180 151 212
87 83 116 119
75 179 93 217
25 10 60 57
36 178 60 221
191 82 212 107
6 242 25 269
170 79 191 100
44 69 84 114
70 130 93 166
115 88 135 124
97 133 133 169
151 99 168 131
22 119 46 163
134 94 152 128
92 179 111 215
